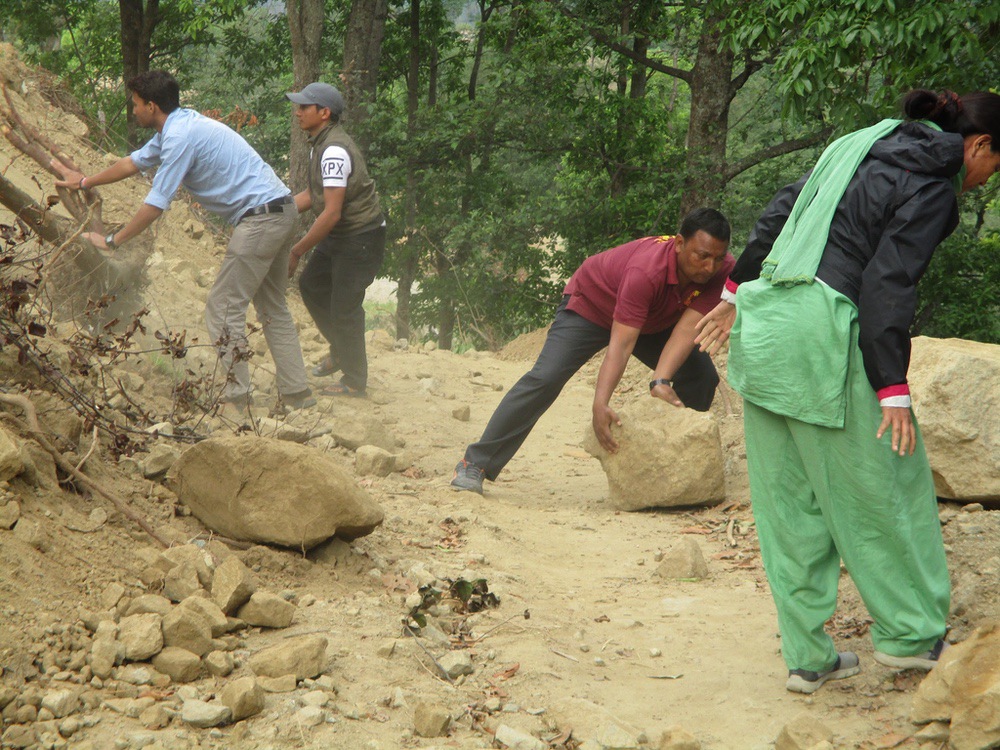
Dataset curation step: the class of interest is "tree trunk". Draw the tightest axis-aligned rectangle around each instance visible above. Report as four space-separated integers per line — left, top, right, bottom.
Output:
680 10 734 215
118 0 160 149
343 0 389 149
395 0 422 340
287 0 325 192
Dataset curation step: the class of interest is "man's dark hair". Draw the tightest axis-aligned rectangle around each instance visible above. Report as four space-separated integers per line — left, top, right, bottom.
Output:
679 207 731 242
127 70 180 114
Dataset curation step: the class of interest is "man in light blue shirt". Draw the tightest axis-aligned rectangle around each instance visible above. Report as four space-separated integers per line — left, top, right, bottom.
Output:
55 70 313 413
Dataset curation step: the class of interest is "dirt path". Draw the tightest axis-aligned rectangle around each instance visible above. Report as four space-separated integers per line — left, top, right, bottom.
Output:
2 44 997 749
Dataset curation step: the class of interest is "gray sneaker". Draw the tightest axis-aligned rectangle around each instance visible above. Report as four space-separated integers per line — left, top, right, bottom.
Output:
874 639 948 671
451 459 485 494
786 651 861 694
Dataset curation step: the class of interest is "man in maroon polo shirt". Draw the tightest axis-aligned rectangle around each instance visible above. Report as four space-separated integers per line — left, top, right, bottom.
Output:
452 208 735 494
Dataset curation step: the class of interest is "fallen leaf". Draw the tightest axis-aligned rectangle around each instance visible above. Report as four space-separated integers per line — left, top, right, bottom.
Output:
491 663 520 681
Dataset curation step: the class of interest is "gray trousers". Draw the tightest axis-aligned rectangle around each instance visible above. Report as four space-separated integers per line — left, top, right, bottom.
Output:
204 204 308 399
464 296 719 480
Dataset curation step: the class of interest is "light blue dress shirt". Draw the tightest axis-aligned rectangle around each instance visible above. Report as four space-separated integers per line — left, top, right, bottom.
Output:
130 108 290 225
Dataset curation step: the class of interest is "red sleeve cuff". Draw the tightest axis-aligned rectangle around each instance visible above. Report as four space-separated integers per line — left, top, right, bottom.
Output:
724 278 738 294
877 384 910 400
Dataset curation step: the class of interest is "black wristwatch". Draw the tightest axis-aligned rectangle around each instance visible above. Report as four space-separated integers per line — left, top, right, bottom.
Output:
105 233 118 249
649 378 673 390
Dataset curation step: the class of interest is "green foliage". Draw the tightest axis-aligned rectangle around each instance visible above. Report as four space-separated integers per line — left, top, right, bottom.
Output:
721 0 1000 129
914 223 1000 344
4 0 999 349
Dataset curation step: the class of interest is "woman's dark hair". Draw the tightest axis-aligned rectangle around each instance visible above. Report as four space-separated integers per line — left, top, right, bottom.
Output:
903 89 1000 151
679 207 731 242
127 70 181 114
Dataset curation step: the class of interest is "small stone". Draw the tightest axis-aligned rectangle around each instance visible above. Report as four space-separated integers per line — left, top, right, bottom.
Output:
437 651 474 678
219 676 264 721
139 705 170 730
0 501 19 530
41 689 79 718
211 557 257 615
413 702 451 738
593 657 605 667
451 406 471 422
1 724 37 749
180 699 231 728
775 712 833 750
237 592 295 629
203 650 234 677
596 722 645 749
101 583 127 611
655 538 709 580
152 647 203 683
494 724 547 750
355 445 397 477
301 690 329 708
57 716 82 738
296 706 325 727
650 648 662 658
376 640 397 658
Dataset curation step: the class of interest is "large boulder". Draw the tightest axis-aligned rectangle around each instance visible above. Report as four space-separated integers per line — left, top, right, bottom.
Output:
583 398 725 510
167 435 384 549
911 624 1000 750
909 337 1000 501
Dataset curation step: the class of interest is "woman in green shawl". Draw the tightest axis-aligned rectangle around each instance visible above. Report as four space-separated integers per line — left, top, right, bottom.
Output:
696 89 1000 693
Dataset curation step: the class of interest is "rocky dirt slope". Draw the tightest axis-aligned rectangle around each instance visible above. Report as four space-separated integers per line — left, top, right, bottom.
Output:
1 45 998 750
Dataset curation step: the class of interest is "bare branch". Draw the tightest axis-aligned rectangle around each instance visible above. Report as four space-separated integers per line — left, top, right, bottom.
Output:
587 28 693 83
725 127 832 181
0 393 171 548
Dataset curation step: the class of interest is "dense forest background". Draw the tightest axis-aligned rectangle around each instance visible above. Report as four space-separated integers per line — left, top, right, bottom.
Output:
2 0 998 349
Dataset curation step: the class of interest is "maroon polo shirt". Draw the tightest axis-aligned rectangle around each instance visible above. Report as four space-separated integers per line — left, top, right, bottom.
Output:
562 235 734 333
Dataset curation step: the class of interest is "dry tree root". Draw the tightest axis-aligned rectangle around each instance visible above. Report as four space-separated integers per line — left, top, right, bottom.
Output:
0 391 171 548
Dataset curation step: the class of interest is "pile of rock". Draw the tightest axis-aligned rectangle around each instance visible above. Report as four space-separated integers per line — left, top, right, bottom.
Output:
910 624 1000 750
0 544 327 748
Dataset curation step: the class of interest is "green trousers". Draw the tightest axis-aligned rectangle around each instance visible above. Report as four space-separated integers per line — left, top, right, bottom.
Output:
743 328 949 672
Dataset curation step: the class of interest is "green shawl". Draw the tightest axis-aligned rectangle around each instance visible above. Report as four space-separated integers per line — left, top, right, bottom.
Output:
760 118 901 286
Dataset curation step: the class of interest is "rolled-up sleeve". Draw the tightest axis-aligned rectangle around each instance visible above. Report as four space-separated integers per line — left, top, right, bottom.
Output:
139 134 198 211
129 136 161 171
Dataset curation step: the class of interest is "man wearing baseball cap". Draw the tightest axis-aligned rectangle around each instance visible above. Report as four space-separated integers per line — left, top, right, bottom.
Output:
286 82 386 397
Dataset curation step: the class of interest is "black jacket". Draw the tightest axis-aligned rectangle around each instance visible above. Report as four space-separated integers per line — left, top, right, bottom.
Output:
730 121 963 393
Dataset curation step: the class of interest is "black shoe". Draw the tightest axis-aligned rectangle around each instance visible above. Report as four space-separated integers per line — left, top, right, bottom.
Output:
451 459 485 494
